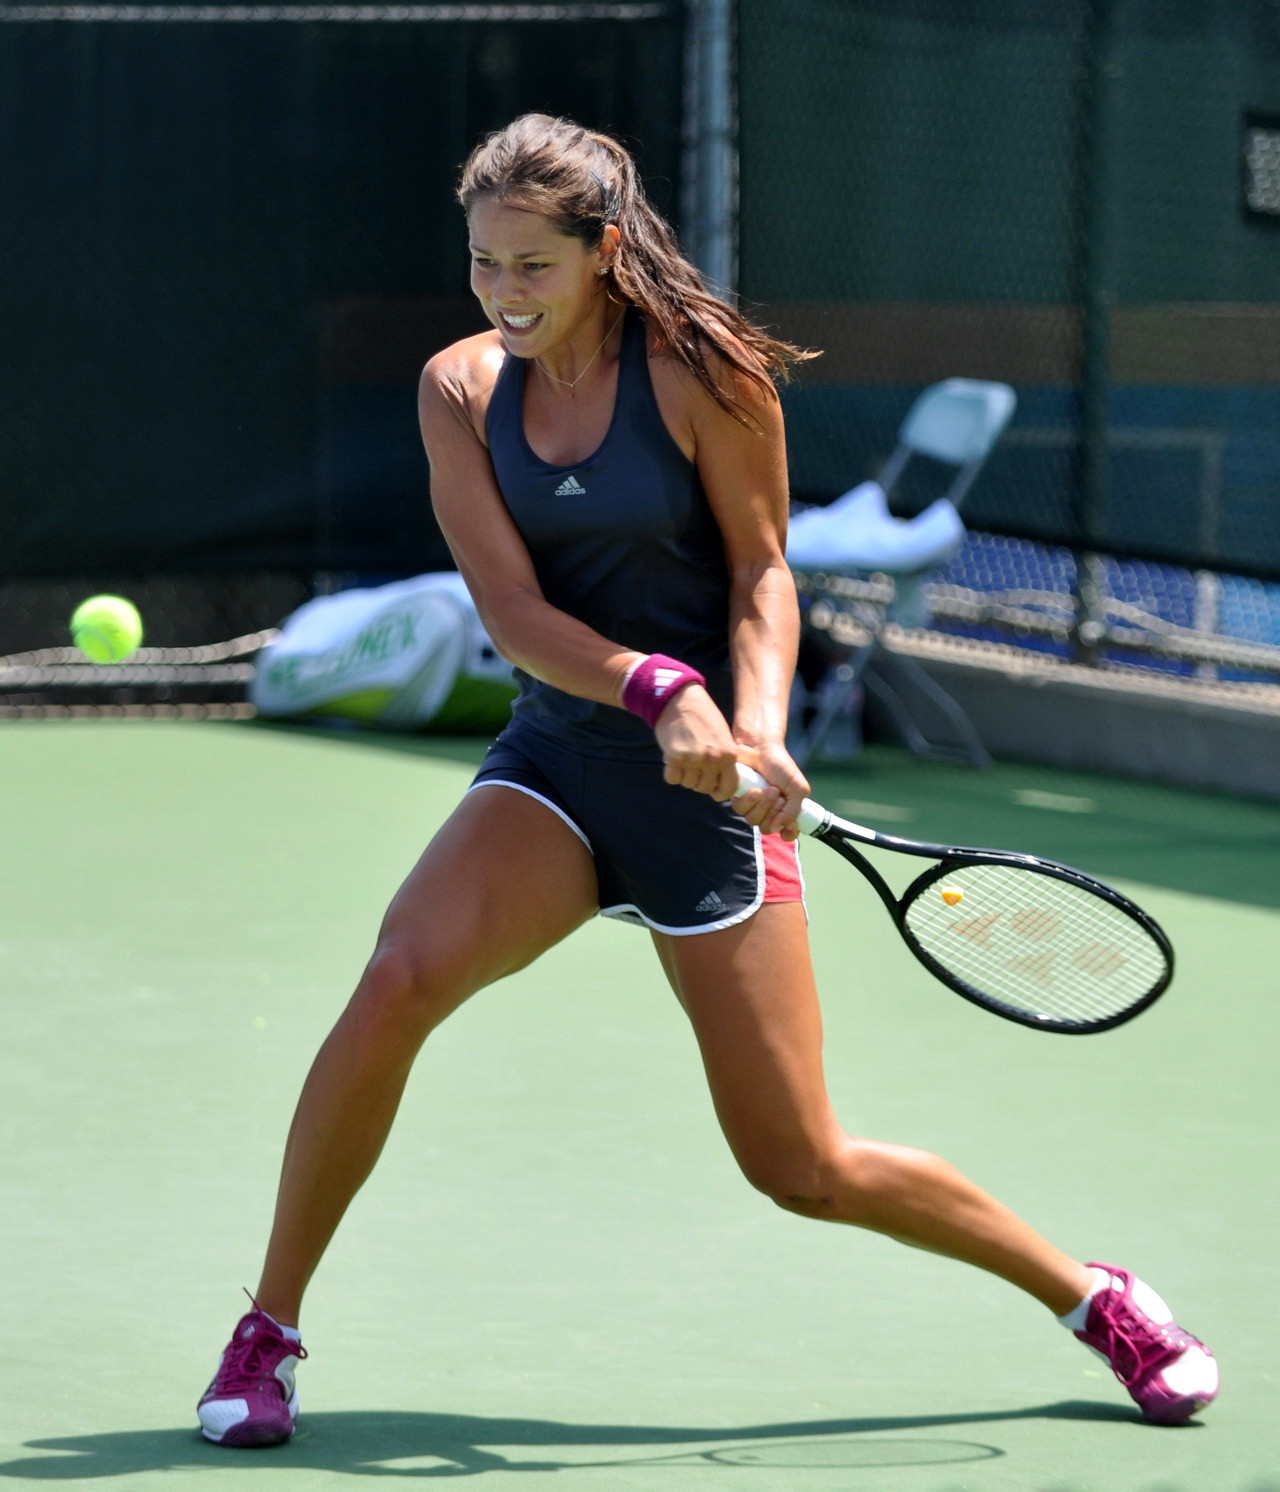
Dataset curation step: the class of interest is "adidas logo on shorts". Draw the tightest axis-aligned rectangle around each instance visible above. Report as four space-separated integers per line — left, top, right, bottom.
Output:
695 890 728 914
553 473 586 496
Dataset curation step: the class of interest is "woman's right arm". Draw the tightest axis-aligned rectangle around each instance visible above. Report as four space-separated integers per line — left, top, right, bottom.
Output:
418 348 642 708
421 346 741 794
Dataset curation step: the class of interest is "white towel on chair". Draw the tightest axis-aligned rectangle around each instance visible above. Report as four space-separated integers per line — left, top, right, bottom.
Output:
786 481 965 573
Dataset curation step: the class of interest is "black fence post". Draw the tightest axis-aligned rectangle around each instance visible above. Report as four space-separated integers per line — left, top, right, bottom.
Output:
1072 0 1121 663
681 0 738 300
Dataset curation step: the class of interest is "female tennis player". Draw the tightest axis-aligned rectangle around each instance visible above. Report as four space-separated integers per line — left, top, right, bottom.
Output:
198 115 1217 1444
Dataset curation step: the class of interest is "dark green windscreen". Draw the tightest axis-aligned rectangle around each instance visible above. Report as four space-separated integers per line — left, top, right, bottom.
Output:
0 10 683 582
739 0 1280 577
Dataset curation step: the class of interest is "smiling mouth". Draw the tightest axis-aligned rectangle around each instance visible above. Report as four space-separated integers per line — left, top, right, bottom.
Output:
499 311 543 332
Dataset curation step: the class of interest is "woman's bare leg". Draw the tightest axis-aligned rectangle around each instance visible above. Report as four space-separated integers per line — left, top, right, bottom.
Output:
255 786 598 1326
654 903 1092 1315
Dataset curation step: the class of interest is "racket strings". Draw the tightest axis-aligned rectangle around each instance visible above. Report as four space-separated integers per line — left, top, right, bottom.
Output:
903 862 1167 1025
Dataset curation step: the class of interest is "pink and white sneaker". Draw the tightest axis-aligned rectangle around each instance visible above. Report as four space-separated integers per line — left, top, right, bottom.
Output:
197 1303 306 1446
1074 1262 1218 1424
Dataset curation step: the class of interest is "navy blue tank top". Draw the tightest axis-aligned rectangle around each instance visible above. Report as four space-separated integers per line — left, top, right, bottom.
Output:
486 306 732 753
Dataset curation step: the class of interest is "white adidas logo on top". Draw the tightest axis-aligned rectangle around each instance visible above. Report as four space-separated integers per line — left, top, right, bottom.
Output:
651 667 684 696
554 474 586 496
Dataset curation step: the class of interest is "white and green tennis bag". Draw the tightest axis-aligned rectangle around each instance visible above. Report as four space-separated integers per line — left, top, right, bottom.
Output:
250 572 517 730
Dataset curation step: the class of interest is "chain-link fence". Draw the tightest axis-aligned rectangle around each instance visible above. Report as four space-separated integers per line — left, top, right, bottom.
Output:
5 0 1280 708
739 0 1280 680
0 1 682 703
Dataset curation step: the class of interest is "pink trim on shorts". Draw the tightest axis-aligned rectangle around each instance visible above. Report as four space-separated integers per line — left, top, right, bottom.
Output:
761 833 804 904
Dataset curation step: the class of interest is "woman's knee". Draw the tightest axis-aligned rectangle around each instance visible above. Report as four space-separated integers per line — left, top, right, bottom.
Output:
736 1135 855 1218
347 940 476 1041
738 1136 942 1224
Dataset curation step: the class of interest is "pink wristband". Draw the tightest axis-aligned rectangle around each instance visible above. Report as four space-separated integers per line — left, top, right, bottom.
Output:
620 653 706 729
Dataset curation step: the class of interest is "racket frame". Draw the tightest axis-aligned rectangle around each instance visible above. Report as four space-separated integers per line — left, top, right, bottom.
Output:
812 819 1174 1034
733 771 1174 1035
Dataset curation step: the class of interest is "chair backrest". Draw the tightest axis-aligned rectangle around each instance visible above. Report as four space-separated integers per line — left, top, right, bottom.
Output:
900 379 1017 463
880 378 1017 510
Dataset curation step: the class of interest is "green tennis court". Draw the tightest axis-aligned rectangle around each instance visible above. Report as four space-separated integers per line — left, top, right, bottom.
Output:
1 721 1276 1490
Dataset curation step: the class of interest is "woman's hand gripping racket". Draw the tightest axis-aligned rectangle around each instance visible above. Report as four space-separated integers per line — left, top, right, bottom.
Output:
734 766 1173 1034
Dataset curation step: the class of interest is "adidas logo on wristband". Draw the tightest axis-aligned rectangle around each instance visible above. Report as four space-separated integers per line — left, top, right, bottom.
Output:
621 653 707 728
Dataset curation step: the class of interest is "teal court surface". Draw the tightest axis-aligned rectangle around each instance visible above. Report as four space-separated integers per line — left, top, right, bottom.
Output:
1 720 1277 1491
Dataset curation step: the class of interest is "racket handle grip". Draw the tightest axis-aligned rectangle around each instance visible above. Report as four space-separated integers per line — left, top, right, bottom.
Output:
733 764 826 837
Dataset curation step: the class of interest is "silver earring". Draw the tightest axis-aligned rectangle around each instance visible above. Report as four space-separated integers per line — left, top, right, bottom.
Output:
599 266 609 275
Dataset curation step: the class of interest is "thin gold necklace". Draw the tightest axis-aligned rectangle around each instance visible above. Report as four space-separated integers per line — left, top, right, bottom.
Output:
536 308 624 393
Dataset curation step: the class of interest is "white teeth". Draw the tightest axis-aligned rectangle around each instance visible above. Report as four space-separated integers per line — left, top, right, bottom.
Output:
501 313 540 329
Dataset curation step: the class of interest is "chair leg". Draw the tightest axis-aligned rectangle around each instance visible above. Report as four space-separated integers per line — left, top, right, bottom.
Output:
864 651 992 769
890 654 992 768
862 668 936 760
790 647 873 768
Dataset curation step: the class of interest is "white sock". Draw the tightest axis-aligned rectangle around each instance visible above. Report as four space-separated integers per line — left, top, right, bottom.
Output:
1055 1268 1217 1398
1056 1265 1113 1331
262 1311 302 1343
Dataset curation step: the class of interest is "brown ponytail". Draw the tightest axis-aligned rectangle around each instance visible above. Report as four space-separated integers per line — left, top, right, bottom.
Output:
458 114 818 423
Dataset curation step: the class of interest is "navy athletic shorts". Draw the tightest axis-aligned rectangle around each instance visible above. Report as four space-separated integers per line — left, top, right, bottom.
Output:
468 723 804 935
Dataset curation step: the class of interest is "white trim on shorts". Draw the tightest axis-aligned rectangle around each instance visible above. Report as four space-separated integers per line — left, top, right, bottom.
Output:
598 824 767 936
465 779 593 852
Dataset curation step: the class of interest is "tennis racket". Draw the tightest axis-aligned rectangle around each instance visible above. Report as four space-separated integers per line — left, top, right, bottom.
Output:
734 766 1173 1034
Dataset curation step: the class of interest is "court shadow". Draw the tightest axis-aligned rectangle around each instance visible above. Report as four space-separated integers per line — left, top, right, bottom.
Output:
231 720 1280 910
0 1401 1163 1480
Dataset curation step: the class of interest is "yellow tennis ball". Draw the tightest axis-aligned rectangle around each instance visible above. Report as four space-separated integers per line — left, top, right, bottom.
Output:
941 887 964 906
71 594 143 664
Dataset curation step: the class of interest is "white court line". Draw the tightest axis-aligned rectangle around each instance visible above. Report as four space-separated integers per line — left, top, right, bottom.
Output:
1012 789 1098 814
835 798 914 822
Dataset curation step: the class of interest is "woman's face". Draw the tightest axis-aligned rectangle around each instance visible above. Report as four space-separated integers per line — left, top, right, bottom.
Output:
468 196 615 357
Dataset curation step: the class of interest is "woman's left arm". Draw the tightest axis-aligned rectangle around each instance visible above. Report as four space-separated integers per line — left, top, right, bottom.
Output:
690 367 810 838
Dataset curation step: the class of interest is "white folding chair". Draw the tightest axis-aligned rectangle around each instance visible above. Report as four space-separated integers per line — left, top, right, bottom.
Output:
790 378 1016 768
879 378 1018 511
